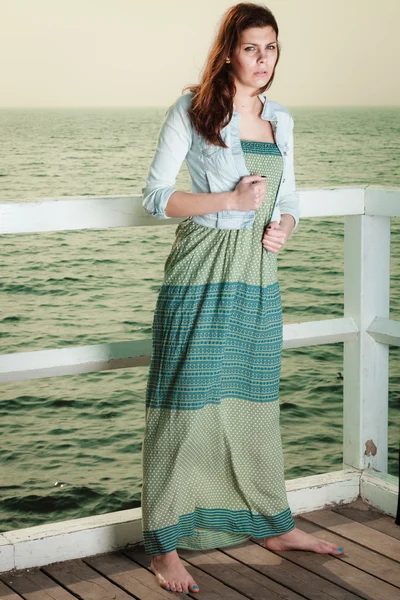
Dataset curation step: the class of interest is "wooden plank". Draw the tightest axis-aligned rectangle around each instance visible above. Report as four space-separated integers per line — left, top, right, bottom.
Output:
296 516 400 588
124 545 252 599
215 539 362 599
0 568 76 599
251 520 400 600
177 546 304 600
42 558 133 599
85 551 189 599
300 508 400 563
332 498 400 540
0 580 24 599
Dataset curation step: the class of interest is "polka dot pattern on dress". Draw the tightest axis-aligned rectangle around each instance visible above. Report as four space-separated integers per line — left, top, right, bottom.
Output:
141 142 295 555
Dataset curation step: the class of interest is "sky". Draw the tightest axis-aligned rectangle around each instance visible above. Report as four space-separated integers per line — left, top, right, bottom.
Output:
0 0 399 108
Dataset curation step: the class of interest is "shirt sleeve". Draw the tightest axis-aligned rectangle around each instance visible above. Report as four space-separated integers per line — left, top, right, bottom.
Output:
142 95 193 219
276 115 300 231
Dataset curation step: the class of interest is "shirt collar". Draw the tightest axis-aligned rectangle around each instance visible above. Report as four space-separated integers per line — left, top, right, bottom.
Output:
232 93 276 121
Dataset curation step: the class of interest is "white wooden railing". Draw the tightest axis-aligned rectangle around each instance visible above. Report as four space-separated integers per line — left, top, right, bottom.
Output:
0 185 399 572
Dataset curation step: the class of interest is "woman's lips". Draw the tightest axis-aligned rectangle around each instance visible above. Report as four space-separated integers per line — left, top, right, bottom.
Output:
254 71 267 76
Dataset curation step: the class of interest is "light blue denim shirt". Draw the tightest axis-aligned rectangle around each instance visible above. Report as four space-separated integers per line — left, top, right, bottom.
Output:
142 91 300 230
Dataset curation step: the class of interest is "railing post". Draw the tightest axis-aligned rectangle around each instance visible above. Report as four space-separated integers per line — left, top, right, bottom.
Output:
343 209 390 472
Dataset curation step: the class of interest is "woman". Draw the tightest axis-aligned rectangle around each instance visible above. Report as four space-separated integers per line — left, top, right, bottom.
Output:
141 3 344 594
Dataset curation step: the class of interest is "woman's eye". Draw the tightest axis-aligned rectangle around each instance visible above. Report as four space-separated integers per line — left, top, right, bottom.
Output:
244 45 276 51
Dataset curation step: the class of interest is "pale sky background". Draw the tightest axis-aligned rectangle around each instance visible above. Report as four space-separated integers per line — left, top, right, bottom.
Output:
1 0 399 108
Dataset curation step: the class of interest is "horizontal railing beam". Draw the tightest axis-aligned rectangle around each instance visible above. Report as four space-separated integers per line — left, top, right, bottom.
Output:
0 195 183 234
367 317 400 347
0 339 153 384
0 318 359 384
365 187 400 217
2 186 393 235
283 317 359 348
298 187 365 218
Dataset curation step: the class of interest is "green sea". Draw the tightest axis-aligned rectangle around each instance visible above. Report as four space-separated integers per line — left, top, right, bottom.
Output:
0 105 399 532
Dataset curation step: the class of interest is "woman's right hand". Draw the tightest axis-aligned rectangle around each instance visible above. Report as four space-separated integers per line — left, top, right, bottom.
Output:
231 175 267 211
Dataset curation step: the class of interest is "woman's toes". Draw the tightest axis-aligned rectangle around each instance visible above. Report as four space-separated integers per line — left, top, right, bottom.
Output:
161 580 170 591
327 541 338 550
189 581 200 592
326 541 343 554
156 573 168 589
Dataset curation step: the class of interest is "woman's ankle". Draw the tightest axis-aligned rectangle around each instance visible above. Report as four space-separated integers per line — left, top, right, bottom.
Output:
152 549 178 561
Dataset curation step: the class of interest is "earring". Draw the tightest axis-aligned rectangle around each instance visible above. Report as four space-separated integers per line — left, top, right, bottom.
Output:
225 57 231 63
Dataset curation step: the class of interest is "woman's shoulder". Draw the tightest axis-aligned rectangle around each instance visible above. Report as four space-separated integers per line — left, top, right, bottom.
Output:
169 91 194 112
265 97 294 124
162 92 194 133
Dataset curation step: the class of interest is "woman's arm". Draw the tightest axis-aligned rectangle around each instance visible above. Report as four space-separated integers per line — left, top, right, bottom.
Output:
142 95 232 219
165 190 233 218
278 115 300 231
279 213 296 235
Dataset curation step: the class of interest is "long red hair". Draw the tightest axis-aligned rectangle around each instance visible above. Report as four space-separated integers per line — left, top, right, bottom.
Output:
182 3 280 148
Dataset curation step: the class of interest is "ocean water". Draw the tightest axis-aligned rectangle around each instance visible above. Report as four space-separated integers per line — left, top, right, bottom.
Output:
0 105 399 533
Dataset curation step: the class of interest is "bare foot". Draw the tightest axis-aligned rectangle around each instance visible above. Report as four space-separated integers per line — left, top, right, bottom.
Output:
150 549 200 593
264 526 344 555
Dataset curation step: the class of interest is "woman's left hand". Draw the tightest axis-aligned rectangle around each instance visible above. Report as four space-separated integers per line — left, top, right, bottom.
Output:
262 221 288 254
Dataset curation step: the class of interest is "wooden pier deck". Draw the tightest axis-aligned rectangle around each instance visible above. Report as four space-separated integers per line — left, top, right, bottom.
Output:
1 498 399 599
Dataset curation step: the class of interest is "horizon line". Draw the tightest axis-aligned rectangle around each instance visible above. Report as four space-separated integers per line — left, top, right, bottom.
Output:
0 104 399 110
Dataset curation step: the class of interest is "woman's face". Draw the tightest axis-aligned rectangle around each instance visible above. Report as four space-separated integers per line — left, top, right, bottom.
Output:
230 26 279 91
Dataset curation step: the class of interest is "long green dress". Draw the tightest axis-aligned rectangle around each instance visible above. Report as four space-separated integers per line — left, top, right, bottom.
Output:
141 139 295 555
